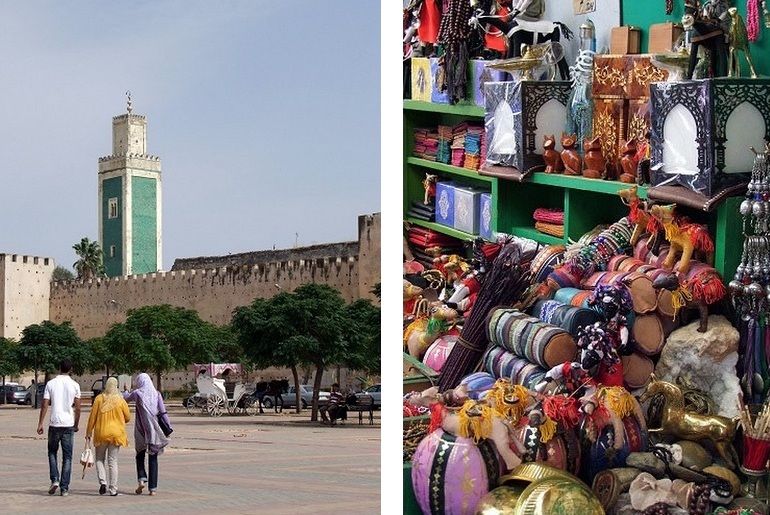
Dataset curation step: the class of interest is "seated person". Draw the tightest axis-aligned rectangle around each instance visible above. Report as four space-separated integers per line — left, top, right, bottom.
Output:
320 383 346 425
345 388 358 407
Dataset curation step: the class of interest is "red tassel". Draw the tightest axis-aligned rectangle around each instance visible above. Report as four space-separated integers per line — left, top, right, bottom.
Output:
542 395 581 428
429 404 446 433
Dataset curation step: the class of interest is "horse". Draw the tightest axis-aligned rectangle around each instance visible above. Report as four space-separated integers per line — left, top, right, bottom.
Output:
682 0 729 79
638 375 739 469
469 0 574 80
254 379 289 413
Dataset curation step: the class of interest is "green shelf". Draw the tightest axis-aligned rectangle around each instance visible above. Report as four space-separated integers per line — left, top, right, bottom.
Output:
405 218 484 242
406 157 494 184
529 172 649 196
403 100 484 118
510 226 564 246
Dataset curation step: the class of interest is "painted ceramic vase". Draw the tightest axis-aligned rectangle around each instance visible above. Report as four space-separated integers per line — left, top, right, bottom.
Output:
423 335 457 373
411 429 502 515
513 416 582 476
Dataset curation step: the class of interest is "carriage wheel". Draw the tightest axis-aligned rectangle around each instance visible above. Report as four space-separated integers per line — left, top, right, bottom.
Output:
244 397 259 416
207 394 225 417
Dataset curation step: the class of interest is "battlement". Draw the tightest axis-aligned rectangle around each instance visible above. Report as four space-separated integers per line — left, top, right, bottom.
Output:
0 253 54 268
98 153 161 162
112 113 146 122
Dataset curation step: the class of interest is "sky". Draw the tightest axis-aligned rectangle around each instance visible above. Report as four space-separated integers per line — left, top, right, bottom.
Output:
0 1 381 272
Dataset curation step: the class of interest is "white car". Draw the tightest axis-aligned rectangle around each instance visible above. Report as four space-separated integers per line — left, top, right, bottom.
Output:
356 384 381 409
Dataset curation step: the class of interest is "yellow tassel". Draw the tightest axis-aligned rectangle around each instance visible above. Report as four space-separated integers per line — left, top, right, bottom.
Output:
488 381 529 423
599 386 635 419
669 286 693 320
458 401 493 442
539 417 557 443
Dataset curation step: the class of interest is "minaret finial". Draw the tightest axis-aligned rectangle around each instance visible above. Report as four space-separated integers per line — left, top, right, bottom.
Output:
126 91 132 114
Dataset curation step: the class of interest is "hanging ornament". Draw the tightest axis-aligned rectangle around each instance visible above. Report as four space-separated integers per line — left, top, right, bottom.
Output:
748 0 761 42
763 0 770 28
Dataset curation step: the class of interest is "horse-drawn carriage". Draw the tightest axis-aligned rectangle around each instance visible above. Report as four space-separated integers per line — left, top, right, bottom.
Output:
183 363 258 417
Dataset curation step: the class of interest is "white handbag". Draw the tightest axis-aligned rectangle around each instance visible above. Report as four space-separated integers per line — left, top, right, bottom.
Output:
80 441 94 479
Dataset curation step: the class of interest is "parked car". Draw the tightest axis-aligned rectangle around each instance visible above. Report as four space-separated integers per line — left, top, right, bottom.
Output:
23 385 36 405
2 384 28 405
356 384 381 409
261 385 329 409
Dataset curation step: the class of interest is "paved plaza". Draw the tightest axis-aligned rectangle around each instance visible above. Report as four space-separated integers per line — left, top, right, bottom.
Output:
0 402 381 514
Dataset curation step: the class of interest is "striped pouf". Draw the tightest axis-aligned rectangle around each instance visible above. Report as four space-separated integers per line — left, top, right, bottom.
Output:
487 309 577 369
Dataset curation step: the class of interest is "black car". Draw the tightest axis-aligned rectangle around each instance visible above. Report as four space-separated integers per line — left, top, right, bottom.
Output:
2 384 28 405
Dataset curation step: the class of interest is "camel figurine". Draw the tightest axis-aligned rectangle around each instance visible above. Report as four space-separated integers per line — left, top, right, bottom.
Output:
581 386 647 452
422 173 438 205
403 302 460 360
649 204 714 275
618 185 662 250
727 7 758 78
652 273 709 332
639 375 739 470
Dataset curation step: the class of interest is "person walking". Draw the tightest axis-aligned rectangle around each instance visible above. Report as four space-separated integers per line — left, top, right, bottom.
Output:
86 377 131 496
122 373 171 496
36 359 82 497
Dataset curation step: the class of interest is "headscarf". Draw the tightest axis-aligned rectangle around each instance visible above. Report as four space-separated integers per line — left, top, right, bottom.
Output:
134 373 160 416
100 376 122 413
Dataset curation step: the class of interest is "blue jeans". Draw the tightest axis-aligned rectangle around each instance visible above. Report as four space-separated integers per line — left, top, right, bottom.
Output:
47 427 74 491
136 450 158 491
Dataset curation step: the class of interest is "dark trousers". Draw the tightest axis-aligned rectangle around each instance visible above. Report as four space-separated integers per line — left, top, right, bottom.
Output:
136 450 159 491
47 426 74 491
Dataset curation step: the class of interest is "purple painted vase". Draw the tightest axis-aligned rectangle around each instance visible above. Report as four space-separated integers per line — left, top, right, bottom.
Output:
411 429 502 515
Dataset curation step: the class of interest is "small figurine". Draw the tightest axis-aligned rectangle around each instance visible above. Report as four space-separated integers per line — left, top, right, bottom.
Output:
652 273 709 332
560 132 582 176
619 139 639 184
727 6 758 78
422 173 438 205
542 134 564 174
617 184 662 251
682 0 729 79
582 136 606 179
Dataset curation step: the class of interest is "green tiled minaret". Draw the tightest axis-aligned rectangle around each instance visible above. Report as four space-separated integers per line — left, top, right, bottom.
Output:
98 93 162 277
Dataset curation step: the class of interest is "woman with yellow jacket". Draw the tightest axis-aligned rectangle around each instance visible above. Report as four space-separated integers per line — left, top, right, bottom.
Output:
86 377 131 496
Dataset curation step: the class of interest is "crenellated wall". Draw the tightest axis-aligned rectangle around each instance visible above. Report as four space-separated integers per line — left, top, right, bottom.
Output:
50 254 359 339
0 254 55 340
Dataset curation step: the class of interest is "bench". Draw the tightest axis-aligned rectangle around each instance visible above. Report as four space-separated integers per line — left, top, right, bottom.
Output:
346 394 374 425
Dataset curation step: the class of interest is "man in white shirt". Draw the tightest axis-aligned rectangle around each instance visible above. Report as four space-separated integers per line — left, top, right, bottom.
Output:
36 359 81 496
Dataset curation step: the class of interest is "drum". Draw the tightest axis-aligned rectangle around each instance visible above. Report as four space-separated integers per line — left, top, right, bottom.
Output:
620 352 655 390
411 429 502 515
513 416 582 476
592 467 641 511
632 313 666 356
530 245 566 284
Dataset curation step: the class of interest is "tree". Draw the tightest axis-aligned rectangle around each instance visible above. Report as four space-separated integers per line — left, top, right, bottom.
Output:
0 338 20 405
104 305 220 390
343 298 381 376
232 284 354 421
72 237 106 280
15 321 87 384
52 266 75 282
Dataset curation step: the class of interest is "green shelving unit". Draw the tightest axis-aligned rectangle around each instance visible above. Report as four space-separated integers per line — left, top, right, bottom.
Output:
404 100 742 279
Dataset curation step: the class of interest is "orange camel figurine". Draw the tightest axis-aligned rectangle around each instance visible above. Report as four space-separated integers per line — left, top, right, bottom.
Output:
649 204 714 275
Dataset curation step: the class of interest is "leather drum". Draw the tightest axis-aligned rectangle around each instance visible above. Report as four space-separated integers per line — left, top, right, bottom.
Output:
582 270 658 314
621 352 654 389
632 312 666 356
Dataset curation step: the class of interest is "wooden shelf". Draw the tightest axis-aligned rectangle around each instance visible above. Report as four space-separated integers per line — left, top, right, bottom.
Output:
529 172 649 196
509 226 564 246
405 218 484 242
403 100 484 117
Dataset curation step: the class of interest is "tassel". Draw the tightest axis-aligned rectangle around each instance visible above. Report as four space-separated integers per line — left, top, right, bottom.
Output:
670 286 693 319
599 386 635 420
539 416 557 443
429 404 446 434
542 395 581 428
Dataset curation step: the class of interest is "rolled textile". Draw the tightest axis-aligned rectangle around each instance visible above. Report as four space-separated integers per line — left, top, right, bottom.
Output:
487 309 577 369
552 287 586 306
529 244 566 284
532 207 565 224
533 299 602 337
631 312 666 356
459 371 496 400
582 271 658 314
481 345 547 389
535 221 565 238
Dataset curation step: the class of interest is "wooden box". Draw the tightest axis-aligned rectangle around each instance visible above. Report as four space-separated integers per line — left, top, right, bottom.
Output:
592 98 627 175
627 99 652 158
650 78 770 197
479 192 493 240
429 57 449 104
454 185 484 235
611 26 641 55
593 55 629 99
648 22 684 54
434 181 456 228
626 56 668 99
410 57 432 102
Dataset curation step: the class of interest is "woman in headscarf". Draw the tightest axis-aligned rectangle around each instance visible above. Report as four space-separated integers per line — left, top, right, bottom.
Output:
122 373 172 496
86 377 131 496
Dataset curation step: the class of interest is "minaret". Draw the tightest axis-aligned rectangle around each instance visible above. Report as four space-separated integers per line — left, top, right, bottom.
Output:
98 92 162 277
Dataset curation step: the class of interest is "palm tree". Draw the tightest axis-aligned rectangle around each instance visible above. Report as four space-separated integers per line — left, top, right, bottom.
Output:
72 237 106 280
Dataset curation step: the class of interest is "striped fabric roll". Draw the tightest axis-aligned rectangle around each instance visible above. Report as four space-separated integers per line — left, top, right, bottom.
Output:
552 287 592 308
458 371 496 400
530 245 566 284
533 299 603 337
487 308 577 369
481 345 547 389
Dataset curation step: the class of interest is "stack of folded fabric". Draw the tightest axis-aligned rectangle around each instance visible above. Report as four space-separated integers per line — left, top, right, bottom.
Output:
533 207 565 238
463 124 484 171
413 127 438 161
405 200 436 222
437 125 452 164
451 122 468 167
406 226 465 269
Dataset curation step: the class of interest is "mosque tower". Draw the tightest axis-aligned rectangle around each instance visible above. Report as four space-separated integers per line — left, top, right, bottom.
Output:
97 93 162 277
